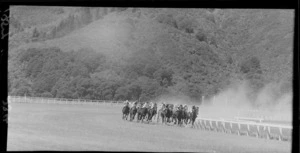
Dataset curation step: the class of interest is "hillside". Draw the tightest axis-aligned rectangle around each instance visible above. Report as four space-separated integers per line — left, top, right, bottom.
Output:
8 7 294 108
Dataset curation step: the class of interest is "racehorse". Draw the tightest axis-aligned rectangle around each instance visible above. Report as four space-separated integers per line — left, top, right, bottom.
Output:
147 104 157 122
122 104 130 120
165 104 173 123
129 105 138 121
171 106 178 124
157 104 167 124
151 103 158 119
190 106 199 127
137 106 148 123
182 105 190 124
171 105 184 126
187 111 193 124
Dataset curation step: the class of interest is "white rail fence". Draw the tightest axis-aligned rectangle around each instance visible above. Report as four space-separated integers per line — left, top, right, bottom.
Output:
7 96 125 105
7 96 292 142
194 118 292 142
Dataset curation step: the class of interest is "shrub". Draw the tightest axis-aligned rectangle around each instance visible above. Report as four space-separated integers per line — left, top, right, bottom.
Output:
195 29 208 42
156 14 178 28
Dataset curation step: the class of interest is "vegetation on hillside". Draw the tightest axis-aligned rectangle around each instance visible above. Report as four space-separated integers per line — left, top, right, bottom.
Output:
8 7 294 106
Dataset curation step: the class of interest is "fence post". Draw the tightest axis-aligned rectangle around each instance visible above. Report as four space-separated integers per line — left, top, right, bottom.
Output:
247 124 250 134
222 121 225 132
264 126 270 139
279 127 283 137
279 127 282 141
238 123 240 135
256 125 260 138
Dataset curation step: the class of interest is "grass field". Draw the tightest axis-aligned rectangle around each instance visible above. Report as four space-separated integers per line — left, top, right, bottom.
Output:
7 103 291 152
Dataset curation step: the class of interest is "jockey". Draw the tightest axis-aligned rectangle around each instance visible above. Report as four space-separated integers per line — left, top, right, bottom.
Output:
188 106 192 112
137 102 141 108
129 101 135 108
149 102 154 109
124 100 129 106
173 105 178 111
142 102 148 108
162 102 166 108
179 104 183 109
184 104 188 111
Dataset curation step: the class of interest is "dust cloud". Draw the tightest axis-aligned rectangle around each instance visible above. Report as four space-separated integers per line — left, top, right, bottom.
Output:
156 80 293 124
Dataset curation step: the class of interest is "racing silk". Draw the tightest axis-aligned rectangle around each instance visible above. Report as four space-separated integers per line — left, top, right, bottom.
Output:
142 103 148 108
129 102 134 108
173 106 178 112
159 104 165 111
124 102 129 107
149 102 154 109
153 103 157 108
124 100 129 105
137 103 141 108
188 106 192 113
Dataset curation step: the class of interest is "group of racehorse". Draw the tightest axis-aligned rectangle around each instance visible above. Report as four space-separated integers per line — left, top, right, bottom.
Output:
122 102 199 127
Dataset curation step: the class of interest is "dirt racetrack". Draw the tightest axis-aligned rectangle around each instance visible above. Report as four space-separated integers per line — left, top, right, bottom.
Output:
7 103 291 152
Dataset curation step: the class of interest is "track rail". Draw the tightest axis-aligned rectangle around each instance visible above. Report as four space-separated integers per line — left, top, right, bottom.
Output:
194 117 292 142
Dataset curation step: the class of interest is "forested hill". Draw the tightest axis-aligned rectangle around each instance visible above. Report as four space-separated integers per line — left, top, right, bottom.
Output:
8 7 294 106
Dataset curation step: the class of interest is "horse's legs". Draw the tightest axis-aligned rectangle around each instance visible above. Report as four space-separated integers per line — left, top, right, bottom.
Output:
130 113 132 121
149 114 152 123
131 113 134 121
149 114 152 122
141 114 144 123
133 113 136 121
